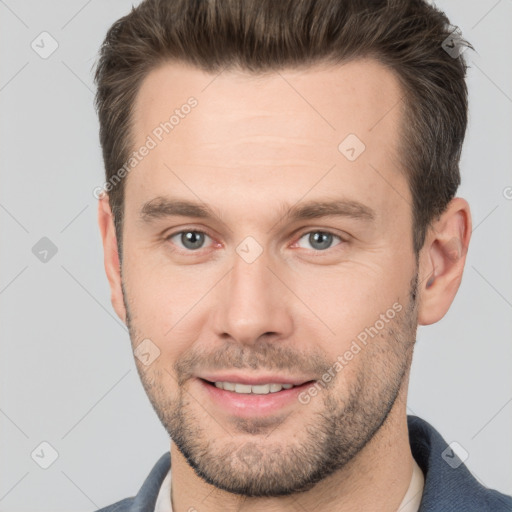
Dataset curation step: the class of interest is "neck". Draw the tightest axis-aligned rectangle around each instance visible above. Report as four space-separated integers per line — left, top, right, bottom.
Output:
170 389 414 512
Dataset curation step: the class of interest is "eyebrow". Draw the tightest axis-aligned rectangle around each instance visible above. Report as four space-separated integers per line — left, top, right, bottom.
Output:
139 196 376 226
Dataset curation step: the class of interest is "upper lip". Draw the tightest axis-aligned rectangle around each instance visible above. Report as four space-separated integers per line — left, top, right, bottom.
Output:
198 373 315 386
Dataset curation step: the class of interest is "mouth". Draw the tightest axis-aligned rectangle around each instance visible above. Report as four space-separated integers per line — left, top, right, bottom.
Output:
197 377 316 417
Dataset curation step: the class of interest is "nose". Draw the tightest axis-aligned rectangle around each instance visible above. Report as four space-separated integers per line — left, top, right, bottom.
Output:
212 247 294 346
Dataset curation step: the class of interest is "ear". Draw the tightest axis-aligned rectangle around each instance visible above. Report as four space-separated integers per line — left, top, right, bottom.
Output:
97 194 127 324
417 197 472 325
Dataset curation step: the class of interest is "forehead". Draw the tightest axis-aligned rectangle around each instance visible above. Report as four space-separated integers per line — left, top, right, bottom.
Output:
132 57 404 151
127 58 410 225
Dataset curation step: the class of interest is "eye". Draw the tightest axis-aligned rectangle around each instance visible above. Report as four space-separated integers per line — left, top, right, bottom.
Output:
166 230 213 251
165 229 346 254
295 230 345 251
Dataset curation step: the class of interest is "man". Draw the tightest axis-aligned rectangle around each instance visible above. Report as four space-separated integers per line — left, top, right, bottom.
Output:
94 0 512 510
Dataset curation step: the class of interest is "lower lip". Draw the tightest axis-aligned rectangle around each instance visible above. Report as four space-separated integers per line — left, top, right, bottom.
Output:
197 378 314 417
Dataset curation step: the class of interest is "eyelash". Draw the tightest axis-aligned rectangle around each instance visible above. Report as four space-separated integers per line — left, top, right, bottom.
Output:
164 228 347 254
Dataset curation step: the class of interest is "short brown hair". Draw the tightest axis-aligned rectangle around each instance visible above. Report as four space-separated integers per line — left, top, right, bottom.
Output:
94 0 473 258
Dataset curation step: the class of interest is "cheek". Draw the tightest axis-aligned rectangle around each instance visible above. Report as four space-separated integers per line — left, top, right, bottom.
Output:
124 247 208 315
123 252 217 363
299 260 405 326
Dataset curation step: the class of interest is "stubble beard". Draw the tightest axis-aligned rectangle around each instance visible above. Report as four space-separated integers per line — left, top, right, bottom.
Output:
123 272 419 497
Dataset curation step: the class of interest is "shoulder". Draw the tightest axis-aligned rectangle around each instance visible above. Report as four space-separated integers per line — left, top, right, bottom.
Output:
94 452 171 512
407 415 512 512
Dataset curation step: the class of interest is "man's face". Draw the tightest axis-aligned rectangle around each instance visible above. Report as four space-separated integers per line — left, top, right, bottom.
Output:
119 58 419 496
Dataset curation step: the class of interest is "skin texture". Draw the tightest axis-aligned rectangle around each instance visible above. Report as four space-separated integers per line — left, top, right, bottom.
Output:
98 58 472 511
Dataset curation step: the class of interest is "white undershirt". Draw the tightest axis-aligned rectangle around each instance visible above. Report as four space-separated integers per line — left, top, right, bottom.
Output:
154 458 424 512
397 458 425 511
154 467 172 512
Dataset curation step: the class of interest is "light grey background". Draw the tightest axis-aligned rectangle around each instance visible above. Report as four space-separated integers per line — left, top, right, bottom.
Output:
0 1 511 510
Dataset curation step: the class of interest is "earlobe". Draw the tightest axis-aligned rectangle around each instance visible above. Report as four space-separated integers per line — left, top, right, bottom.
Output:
97 195 127 324
417 198 472 326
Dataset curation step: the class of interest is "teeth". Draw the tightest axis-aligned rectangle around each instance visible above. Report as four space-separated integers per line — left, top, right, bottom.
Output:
250 384 270 394
235 383 252 394
213 382 295 394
